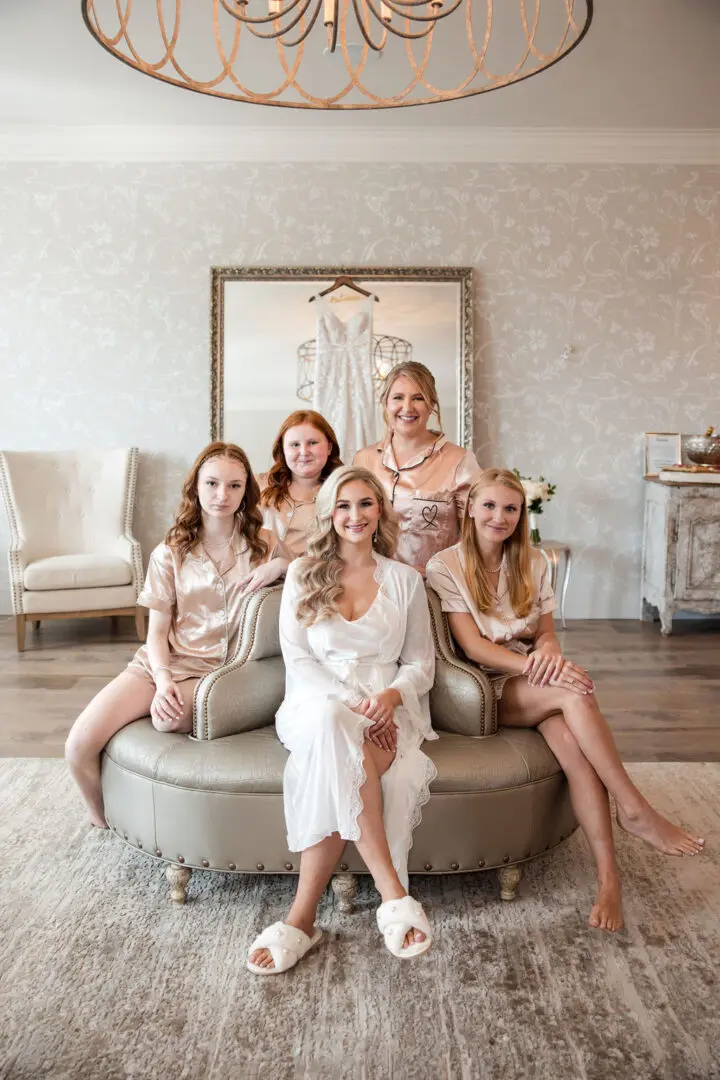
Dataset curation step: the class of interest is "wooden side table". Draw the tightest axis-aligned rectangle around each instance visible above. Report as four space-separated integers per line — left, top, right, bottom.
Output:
641 480 720 634
533 540 573 630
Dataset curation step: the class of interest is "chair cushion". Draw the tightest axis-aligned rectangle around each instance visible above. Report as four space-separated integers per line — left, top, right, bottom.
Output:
23 554 133 591
105 722 563 796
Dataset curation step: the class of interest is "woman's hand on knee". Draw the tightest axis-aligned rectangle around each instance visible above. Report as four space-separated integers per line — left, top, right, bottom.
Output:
523 648 566 687
548 661 594 696
150 675 185 731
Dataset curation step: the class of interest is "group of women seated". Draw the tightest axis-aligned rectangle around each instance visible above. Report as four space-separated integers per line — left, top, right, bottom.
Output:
65 361 704 976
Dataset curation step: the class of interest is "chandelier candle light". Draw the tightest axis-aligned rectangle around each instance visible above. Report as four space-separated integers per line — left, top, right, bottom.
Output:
82 0 593 110
514 470 556 545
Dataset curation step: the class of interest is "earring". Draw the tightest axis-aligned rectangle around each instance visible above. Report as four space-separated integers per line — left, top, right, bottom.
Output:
372 528 378 546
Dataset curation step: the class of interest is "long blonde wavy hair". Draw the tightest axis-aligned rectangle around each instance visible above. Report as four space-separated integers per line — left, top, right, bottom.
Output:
165 442 268 565
460 468 534 618
379 361 443 433
295 465 398 626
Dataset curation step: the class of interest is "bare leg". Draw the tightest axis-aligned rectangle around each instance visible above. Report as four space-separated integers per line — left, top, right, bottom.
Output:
251 740 423 970
65 672 156 828
537 714 623 931
250 832 346 971
501 678 704 857
354 742 426 951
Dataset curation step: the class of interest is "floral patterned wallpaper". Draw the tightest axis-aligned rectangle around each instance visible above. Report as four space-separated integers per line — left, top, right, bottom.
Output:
1 163 719 617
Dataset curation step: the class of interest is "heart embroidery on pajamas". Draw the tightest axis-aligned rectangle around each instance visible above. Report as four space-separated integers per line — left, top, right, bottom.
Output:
421 504 438 529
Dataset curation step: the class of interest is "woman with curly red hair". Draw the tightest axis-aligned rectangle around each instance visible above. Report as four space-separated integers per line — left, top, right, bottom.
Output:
259 410 343 558
65 442 290 828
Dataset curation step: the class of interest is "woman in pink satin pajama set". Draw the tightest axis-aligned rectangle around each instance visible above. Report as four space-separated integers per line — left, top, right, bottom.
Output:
354 361 481 574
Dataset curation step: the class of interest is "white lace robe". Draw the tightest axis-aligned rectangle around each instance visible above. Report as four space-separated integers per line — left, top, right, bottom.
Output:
276 554 437 888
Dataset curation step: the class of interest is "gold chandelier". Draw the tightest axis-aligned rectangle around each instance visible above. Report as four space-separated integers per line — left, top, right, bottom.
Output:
82 0 592 111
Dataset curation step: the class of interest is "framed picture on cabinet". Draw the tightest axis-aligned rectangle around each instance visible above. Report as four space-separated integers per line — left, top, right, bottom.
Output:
644 432 681 478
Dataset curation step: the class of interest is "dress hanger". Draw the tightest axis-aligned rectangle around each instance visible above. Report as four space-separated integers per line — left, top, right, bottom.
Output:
309 275 379 303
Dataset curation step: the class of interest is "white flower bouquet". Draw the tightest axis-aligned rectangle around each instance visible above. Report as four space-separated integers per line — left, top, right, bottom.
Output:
513 470 556 544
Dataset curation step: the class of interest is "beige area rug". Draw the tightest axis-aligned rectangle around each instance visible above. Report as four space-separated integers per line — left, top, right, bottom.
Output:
1 761 719 1080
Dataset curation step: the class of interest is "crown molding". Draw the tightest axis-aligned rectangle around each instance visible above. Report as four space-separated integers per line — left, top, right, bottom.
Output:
1 125 720 164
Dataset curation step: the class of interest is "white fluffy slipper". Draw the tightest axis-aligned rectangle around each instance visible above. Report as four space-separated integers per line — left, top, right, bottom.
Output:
246 921 323 975
376 896 432 959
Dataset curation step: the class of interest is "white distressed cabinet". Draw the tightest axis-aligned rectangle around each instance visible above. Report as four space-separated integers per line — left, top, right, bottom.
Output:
641 480 720 634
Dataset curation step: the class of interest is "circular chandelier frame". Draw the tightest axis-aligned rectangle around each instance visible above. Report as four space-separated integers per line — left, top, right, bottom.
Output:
82 0 593 111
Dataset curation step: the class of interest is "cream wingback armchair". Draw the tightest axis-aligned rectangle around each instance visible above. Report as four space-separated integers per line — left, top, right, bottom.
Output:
0 448 145 651
101 585 577 908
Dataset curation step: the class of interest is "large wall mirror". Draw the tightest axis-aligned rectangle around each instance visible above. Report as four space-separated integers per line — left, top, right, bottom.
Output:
211 266 473 475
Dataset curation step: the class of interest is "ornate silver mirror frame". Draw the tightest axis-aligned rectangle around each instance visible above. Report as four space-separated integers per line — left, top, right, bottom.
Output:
210 266 474 461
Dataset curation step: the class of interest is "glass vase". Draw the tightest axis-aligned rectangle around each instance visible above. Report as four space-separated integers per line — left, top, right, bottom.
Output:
529 511 541 545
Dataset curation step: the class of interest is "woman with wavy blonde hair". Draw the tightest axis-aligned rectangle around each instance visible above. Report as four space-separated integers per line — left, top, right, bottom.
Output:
427 468 705 934
248 466 438 975
259 410 343 558
66 441 290 829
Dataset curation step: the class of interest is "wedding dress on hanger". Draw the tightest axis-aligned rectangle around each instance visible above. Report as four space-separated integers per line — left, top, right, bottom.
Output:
311 294 377 463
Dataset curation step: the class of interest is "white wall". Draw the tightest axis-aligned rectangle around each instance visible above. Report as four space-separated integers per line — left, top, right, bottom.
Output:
1 162 719 617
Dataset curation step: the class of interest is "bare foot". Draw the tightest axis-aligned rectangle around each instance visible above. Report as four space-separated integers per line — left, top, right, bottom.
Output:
588 876 623 932
250 916 315 971
616 802 705 856
403 928 426 950
90 817 108 829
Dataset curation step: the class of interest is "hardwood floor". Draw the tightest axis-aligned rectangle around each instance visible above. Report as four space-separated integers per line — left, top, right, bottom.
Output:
0 613 718 761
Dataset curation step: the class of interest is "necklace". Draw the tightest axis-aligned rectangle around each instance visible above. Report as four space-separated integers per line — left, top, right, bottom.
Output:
484 561 502 574
202 532 234 568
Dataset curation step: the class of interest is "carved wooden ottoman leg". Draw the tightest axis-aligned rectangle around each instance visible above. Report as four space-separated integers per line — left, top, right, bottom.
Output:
497 865 522 901
166 863 192 904
331 872 358 914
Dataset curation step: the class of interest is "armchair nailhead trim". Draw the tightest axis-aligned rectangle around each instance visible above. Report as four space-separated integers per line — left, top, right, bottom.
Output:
228 863 236 871
339 863 348 872
177 856 185 863
202 860 209 868
424 863 433 871
155 849 162 857
450 862 459 870
502 855 510 863
477 860 485 868
256 863 265 871
284 863 293 871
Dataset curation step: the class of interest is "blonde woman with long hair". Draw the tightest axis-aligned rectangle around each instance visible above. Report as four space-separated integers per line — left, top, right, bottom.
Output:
65 442 290 829
354 360 480 572
427 469 704 933
247 466 438 975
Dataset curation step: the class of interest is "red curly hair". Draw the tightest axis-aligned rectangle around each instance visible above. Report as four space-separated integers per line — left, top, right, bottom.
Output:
165 442 268 565
261 410 343 510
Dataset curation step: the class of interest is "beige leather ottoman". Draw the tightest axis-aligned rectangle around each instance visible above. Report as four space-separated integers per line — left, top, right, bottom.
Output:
101 587 577 907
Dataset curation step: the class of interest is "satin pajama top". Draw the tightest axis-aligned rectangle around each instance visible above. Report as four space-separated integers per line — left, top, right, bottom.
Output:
426 544 557 655
258 474 318 559
128 525 288 684
354 433 481 572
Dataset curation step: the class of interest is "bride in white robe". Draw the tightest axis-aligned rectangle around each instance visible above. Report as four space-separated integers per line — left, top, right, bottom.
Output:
278 548 437 886
248 465 437 975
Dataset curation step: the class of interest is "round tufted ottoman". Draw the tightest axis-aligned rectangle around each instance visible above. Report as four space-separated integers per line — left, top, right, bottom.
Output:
102 719 576 907
101 584 577 906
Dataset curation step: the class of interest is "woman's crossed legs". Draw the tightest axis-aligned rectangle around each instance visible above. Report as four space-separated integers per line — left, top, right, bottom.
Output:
499 676 705 931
